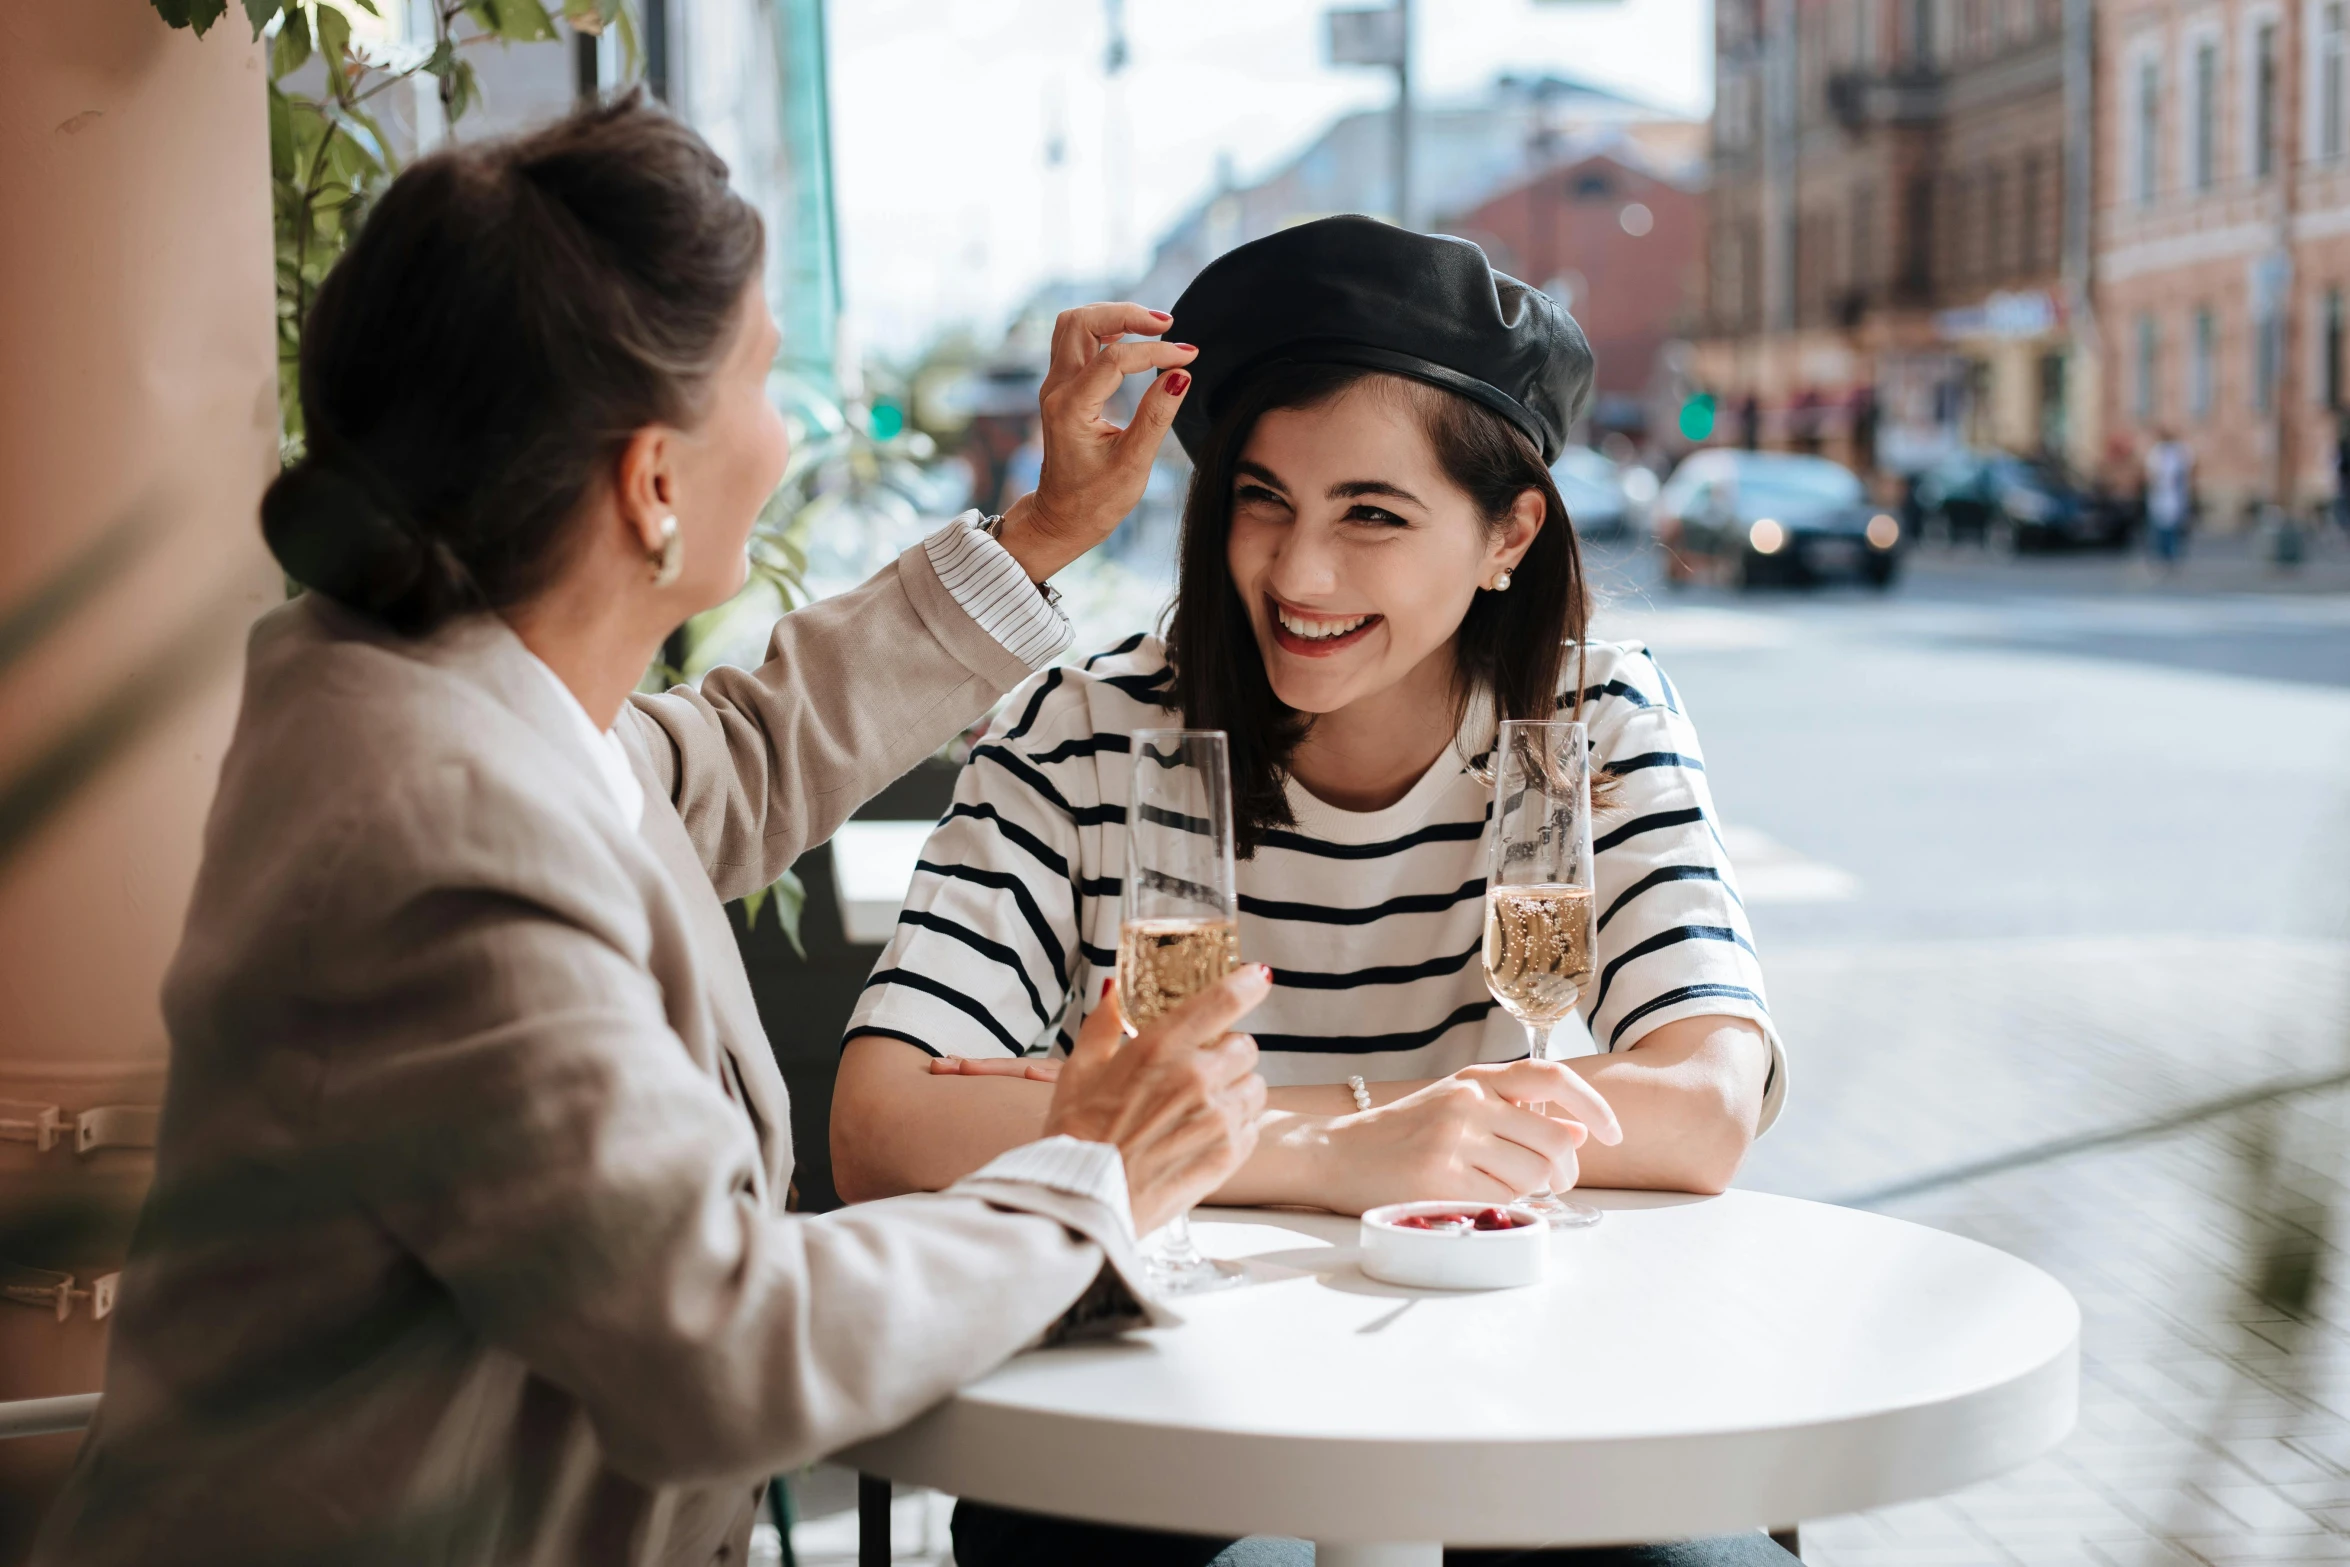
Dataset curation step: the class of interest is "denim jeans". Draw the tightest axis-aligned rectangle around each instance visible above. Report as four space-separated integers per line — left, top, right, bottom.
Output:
950 1499 1804 1566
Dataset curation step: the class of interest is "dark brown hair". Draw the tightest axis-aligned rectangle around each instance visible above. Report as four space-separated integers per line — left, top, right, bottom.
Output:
261 91 765 634
1165 363 1597 854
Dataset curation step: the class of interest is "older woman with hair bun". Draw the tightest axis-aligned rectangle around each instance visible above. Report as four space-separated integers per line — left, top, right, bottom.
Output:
34 93 1267 1567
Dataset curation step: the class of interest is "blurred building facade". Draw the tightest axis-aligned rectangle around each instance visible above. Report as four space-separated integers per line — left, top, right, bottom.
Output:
1699 0 2092 480
2095 0 2350 522
1438 149 1707 436
1126 74 1705 313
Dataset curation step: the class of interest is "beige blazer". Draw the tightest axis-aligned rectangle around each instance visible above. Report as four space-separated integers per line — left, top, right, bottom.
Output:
35 542 1158 1567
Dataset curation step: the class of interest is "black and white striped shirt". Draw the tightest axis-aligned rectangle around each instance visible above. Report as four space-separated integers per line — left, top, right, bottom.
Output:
847 635 1785 1127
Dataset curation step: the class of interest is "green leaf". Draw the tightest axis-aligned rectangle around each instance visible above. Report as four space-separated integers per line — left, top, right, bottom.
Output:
739 870 807 959
467 0 557 41
446 57 481 120
266 81 295 178
314 2 351 63
269 11 311 78
240 0 280 37
611 0 641 74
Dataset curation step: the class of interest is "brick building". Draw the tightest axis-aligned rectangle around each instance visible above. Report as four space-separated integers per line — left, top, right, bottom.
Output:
2095 0 2350 521
1438 149 1705 435
1699 0 2092 478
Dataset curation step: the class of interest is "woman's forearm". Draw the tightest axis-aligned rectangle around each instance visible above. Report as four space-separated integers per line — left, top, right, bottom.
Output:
833 1038 1364 1208
831 1019 1767 1211
1561 1016 1769 1194
833 1039 1055 1202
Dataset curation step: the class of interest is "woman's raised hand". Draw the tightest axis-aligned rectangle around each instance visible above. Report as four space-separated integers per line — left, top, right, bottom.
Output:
994 303 1198 584
1040 970 1270 1236
1322 1061 1622 1216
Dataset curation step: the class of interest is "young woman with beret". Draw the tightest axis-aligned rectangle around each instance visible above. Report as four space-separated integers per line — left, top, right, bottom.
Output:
834 216 1791 1567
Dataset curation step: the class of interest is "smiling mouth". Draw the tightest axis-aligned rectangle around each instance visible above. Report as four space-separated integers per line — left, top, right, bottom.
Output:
1270 599 1383 657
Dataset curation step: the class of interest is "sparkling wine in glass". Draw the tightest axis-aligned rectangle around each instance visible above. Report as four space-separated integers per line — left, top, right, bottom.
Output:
1120 728 1248 1294
1484 718 1603 1228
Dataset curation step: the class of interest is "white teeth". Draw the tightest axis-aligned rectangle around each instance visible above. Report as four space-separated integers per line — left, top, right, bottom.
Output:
1277 608 1371 640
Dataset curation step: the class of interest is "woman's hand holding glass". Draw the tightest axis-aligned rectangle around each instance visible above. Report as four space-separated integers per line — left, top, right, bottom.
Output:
1319 1061 1620 1217
1039 968 1271 1238
994 303 1197 583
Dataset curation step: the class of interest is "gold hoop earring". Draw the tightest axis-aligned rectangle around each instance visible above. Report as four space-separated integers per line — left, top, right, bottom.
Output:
650 515 683 587
1491 568 1513 592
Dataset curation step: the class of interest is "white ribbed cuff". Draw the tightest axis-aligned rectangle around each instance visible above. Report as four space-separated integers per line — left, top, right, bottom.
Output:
970 1135 1134 1241
924 512 1072 670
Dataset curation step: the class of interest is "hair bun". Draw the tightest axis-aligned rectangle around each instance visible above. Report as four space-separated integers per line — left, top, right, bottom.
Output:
261 452 442 623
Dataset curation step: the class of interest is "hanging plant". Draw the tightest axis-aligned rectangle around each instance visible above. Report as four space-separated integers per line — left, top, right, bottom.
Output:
148 0 633 450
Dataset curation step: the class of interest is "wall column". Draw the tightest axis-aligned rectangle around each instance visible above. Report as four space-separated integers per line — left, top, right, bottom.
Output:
0 0 279 1551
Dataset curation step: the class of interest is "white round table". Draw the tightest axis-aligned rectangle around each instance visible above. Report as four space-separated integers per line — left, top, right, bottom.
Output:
842 1190 2079 1565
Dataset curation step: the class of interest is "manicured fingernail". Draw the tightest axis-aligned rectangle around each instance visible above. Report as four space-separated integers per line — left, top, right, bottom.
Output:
1162 370 1190 397
1172 343 1197 352
1249 963 1271 983
1101 978 1114 999
1148 309 1173 321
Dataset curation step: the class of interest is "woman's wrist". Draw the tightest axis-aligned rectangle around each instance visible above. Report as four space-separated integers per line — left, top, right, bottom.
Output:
993 493 1088 584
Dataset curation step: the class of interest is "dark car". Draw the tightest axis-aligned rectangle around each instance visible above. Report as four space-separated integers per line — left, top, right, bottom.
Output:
1550 445 1636 541
1653 449 1901 589
1914 451 2132 552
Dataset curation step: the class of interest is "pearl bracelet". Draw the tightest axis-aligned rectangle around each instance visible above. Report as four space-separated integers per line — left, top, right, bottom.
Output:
1347 1075 1372 1113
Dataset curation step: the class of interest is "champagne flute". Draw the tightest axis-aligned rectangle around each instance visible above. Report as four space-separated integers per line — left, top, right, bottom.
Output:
1120 727 1248 1294
1483 718 1603 1228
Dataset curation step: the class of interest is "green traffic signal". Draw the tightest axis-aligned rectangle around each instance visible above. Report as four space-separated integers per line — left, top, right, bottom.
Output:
1677 393 1717 442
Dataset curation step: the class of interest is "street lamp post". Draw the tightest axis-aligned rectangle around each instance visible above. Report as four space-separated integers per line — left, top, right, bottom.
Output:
1325 2 1413 229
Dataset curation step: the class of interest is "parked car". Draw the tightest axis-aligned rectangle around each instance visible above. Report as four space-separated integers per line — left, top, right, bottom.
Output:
1652 449 1901 589
1551 445 1637 541
1913 451 2133 552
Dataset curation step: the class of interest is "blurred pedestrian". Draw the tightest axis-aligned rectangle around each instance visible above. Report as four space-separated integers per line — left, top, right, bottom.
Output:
33 94 1263 1567
2333 410 2350 535
2145 429 2192 569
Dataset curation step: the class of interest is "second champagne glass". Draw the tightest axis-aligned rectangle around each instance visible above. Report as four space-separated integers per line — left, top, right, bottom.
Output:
1120 727 1248 1294
1483 718 1603 1228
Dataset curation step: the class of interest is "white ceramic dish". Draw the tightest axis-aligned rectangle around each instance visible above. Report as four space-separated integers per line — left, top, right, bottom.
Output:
1358 1201 1549 1290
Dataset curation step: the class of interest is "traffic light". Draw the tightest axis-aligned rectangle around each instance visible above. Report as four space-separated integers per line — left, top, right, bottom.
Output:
1677 392 1717 442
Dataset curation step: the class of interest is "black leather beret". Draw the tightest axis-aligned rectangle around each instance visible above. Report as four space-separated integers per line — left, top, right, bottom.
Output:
1165 214 1595 465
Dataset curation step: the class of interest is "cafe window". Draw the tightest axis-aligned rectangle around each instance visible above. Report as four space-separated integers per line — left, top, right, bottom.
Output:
2192 306 2217 418
2135 313 2160 422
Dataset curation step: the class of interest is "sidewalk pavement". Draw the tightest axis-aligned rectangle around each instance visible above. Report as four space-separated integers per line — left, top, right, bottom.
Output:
1746 937 2350 1567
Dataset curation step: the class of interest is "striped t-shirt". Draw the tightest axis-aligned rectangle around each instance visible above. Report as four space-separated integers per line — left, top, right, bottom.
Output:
846 635 1785 1129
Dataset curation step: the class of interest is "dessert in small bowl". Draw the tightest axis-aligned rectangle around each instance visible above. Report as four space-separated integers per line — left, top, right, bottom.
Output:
1359 1200 1550 1290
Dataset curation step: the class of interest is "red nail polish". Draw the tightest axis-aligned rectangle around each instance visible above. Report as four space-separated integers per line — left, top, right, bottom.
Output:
1172 343 1198 352
1162 370 1190 397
